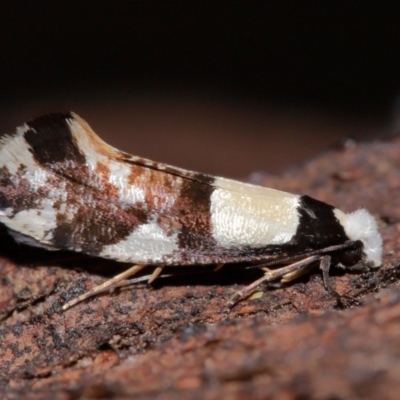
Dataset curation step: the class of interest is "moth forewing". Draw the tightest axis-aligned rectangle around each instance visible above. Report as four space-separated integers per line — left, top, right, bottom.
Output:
0 112 383 312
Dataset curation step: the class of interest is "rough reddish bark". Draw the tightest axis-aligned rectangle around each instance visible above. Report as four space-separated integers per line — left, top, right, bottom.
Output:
1 136 399 399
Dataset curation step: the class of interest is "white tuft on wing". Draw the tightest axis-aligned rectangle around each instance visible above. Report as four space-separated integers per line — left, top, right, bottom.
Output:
335 208 382 267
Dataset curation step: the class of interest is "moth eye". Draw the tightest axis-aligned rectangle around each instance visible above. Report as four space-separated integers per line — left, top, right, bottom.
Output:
339 246 362 266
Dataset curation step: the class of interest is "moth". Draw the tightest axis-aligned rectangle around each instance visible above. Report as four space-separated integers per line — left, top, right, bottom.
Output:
0 113 383 312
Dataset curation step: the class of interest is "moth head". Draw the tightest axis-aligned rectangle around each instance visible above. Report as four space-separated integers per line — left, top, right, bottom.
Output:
334 208 382 270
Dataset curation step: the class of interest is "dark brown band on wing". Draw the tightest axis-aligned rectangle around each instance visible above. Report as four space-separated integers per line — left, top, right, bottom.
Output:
171 173 219 263
0 165 49 213
50 174 150 255
24 113 86 165
291 195 349 250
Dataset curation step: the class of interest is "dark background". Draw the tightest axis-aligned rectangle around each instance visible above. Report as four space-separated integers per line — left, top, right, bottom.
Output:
1 2 399 177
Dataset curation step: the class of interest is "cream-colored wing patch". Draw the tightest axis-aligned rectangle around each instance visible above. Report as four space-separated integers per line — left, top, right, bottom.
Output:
211 177 300 248
99 219 179 263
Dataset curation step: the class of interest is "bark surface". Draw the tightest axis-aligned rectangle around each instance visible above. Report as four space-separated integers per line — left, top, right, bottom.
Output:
0 136 398 399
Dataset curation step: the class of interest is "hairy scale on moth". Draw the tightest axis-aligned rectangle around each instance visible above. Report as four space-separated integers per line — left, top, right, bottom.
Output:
0 113 383 312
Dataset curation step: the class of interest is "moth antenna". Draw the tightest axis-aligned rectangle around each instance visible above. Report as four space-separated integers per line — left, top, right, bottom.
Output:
148 266 164 284
62 264 146 310
224 255 321 314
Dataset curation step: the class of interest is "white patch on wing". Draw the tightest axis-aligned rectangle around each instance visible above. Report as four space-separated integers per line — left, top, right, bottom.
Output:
0 128 38 174
22 167 51 189
0 200 58 245
108 160 146 204
16 123 32 135
334 208 382 267
211 177 300 248
0 123 64 247
99 219 179 263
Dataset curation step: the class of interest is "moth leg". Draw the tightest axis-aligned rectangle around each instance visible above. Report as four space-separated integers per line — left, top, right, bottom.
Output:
224 255 321 313
280 263 317 282
260 267 288 288
148 266 164 284
319 255 341 300
112 274 155 287
62 264 146 310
